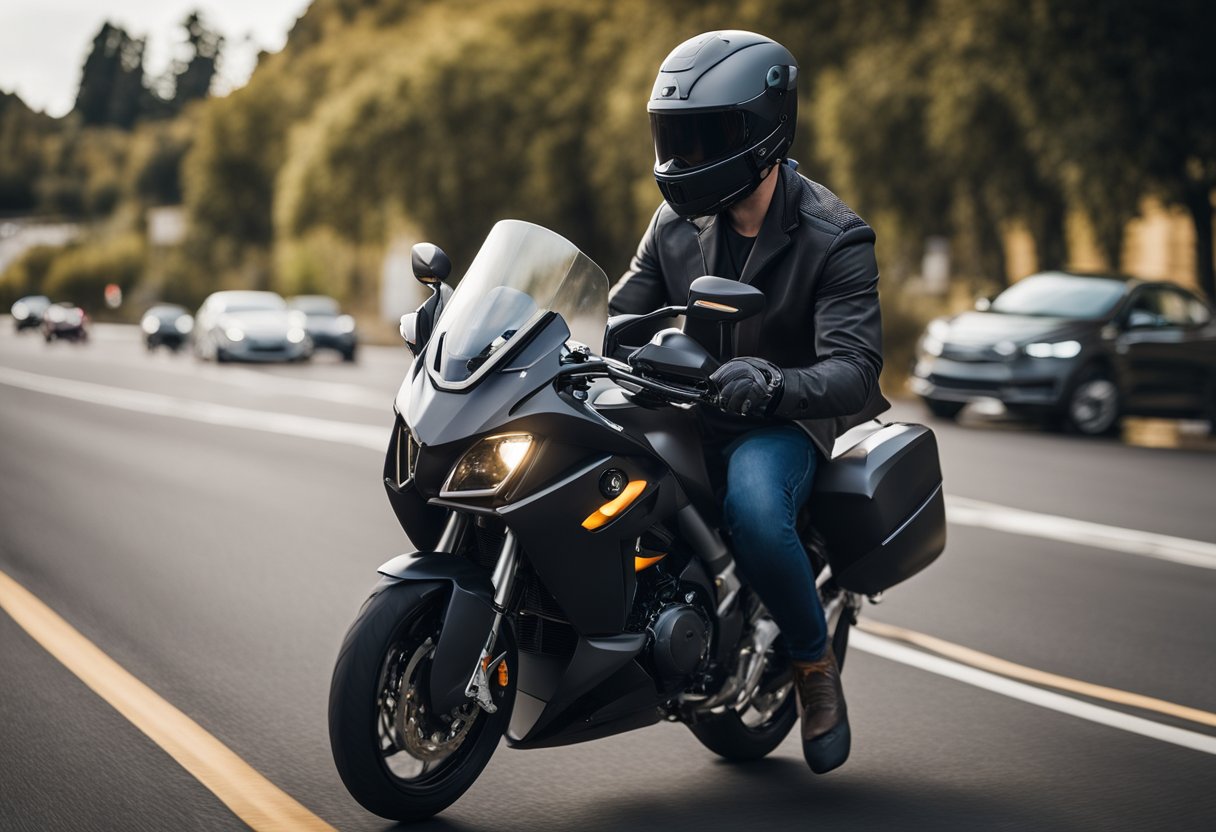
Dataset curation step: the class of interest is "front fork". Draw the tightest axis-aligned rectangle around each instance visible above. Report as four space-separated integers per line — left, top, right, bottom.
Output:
463 526 519 714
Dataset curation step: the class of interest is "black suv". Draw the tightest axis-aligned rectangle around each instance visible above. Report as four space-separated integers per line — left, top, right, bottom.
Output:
911 272 1216 434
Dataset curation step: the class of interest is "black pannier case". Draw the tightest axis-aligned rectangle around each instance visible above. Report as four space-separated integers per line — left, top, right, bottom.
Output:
810 422 946 595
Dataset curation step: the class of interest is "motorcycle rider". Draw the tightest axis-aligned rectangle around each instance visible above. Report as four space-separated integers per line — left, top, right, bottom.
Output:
608 31 888 773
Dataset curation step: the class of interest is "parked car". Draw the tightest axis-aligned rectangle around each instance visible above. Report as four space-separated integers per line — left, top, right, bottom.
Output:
287 295 358 361
193 290 313 363
41 302 89 343
141 303 194 352
11 295 51 331
910 271 1216 435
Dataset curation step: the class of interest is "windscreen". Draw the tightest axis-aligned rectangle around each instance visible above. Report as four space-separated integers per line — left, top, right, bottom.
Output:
430 220 608 387
991 273 1126 319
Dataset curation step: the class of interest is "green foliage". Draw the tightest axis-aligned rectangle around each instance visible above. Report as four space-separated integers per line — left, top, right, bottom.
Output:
42 234 146 308
0 244 60 306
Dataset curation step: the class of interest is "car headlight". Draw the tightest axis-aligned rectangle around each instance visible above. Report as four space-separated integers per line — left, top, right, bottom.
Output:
224 327 245 342
12 302 28 320
141 315 159 334
1025 340 1081 359
336 314 356 333
442 433 534 495
175 315 193 334
287 327 306 344
920 334 944 357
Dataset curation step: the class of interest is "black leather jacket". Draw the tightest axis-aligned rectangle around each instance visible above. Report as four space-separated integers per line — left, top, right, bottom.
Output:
608 163 889 456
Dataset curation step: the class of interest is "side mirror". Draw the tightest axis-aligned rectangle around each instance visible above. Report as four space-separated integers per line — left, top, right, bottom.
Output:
1126 309 1160 329
411 243 451 286
685 276 766 322
399 311 420 356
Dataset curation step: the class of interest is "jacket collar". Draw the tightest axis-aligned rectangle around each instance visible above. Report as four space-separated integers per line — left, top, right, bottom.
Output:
690 164 801 285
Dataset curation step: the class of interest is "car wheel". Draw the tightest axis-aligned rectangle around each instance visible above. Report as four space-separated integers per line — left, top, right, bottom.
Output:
1064 366 1120 436
922 397 965 420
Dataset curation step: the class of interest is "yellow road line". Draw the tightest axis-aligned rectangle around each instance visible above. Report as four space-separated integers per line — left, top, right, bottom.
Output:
0 569 336 832
858 618 1216 730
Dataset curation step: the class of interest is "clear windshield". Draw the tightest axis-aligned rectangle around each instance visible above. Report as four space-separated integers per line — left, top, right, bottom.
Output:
431 220 608 387
991 273 1126 319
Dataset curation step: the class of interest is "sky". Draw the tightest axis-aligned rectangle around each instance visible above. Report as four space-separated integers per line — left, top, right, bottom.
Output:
0 0 315 117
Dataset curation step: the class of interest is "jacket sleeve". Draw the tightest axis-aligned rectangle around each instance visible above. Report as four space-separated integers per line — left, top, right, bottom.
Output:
608 205 667 315
773 227 884 420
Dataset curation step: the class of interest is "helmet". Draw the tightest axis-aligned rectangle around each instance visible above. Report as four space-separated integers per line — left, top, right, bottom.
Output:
648 31 798 218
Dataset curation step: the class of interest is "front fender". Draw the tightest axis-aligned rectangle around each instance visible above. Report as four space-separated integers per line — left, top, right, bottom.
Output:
377 552 497 714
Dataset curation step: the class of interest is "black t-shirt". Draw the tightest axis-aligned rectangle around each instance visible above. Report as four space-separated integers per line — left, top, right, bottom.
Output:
720 220 757 280
698 218 778 443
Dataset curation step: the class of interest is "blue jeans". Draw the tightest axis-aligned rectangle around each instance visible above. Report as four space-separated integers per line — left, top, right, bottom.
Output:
721 426 827 662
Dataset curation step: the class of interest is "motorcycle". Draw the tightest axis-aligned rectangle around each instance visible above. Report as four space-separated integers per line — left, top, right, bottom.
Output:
328 220 946 821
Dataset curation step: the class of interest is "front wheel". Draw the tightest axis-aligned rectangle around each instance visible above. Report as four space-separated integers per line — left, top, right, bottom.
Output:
329 581 515 822
1064 366 1121 436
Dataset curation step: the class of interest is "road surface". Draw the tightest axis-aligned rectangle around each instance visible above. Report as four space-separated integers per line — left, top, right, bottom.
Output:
2 322 1214 831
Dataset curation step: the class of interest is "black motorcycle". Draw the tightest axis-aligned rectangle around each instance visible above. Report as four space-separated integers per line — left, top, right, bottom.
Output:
328 220 946 821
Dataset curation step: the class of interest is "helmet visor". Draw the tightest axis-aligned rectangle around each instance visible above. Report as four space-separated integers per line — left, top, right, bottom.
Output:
650 110 749 170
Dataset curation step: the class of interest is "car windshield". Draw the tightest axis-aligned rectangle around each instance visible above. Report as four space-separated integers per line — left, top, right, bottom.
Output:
289 297 339 316
431 220 608 387
222 293 285 314
990 273 1126 319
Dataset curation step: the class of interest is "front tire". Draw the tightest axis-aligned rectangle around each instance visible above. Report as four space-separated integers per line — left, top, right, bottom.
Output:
329 581 515 822
922 397 965 420
1064 366 1120 436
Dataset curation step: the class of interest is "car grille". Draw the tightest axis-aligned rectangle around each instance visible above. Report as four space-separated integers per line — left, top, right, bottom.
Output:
940 343 1003 362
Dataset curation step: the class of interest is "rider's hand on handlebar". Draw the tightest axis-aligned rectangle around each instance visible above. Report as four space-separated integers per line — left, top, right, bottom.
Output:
708 357 784 417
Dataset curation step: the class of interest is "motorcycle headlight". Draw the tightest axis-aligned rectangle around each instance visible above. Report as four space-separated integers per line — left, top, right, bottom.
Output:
1025 340 1081 359
442 433 534 496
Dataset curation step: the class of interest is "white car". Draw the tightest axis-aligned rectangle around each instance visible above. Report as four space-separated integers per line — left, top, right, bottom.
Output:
193 290 313 363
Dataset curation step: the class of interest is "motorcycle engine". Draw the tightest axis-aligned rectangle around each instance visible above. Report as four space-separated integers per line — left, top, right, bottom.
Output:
650 604 710 688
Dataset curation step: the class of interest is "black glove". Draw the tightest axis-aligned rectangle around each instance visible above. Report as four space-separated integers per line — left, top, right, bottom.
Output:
709 357 784 417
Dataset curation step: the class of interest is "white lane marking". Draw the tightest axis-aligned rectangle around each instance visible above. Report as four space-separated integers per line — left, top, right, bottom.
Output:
852 630 1216 756
946 495 1216 571
0 366 385 451
5 362 1216 574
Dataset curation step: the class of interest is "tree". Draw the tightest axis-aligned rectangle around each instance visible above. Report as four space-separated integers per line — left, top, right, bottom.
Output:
171 12 225 107
73 22 148 128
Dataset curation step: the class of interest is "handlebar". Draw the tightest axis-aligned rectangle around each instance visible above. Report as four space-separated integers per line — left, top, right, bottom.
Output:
558 359 718 407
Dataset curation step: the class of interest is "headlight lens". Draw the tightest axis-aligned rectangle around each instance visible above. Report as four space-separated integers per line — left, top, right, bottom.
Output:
225 327 245 342
1025 340 1081 359
141 315 159 334
287 327 306 344
336 314 356 333
443 433 534 495
12 302 28 320
920 334 944 357
175 314 194 334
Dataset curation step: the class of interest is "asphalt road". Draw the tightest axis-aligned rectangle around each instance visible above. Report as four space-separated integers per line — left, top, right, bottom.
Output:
2 322 1214 831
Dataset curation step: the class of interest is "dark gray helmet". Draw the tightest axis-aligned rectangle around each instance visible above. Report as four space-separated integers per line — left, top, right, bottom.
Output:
649 31 798 218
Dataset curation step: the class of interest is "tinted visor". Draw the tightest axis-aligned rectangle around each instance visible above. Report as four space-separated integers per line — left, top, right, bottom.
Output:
650 110 750 170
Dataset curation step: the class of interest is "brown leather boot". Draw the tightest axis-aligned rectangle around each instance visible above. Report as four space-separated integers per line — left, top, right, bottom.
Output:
792 650 851 773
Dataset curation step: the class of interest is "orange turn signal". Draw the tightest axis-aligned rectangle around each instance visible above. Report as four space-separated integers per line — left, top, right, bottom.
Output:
634 553 666 572
581 480 647 530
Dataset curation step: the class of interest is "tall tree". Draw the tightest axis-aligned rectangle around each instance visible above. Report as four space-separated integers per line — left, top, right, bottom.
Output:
172 12 225 107
73 22 147 128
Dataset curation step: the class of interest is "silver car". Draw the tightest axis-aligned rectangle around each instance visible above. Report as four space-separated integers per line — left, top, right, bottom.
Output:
193 290 313 363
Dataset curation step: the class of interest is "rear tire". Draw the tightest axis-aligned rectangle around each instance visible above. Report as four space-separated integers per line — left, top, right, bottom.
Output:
329 581 514 822
687 663 797 762
922 398 965 420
